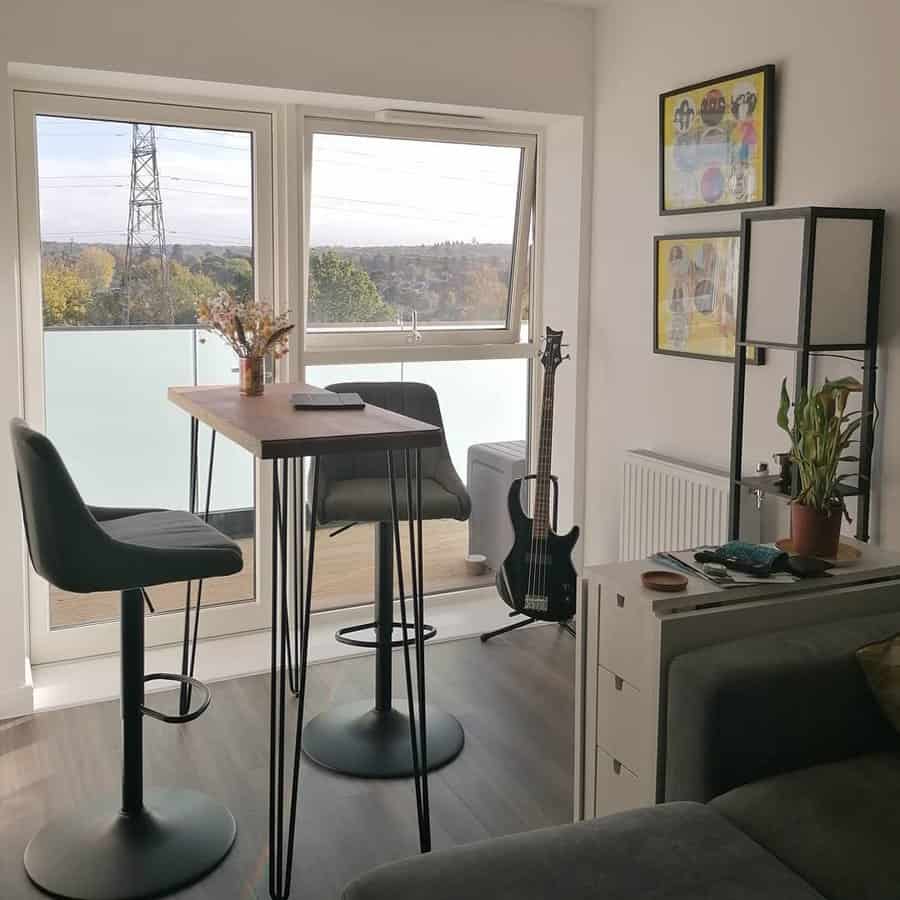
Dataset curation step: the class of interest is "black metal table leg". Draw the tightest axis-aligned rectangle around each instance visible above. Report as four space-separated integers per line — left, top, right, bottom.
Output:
179 420 217 716
268 456 318 900
389 449 431 852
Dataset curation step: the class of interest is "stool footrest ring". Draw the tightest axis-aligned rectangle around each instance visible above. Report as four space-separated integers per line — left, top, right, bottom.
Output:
142 672 211 723
335 621 437 649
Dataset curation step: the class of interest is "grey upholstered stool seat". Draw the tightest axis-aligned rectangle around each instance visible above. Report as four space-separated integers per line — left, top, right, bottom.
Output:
301 382 469 778
319 477 467 523
91 508 243 590
10 418 241 900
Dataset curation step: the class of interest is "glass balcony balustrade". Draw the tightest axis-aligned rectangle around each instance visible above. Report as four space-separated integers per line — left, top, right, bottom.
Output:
43 327 527 628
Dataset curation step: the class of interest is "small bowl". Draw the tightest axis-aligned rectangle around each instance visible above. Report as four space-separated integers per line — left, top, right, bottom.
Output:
465 553 488 576
641 570 688 593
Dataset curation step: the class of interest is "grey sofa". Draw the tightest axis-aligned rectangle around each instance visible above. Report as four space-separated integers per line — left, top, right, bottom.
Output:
343 610 900 900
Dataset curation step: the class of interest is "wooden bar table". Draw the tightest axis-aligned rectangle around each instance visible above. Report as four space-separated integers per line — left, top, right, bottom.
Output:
168 382 442 900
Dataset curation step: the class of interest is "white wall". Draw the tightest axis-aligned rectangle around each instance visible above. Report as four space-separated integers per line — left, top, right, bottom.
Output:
586 0 900 564
1 0 593 115
0 0 595 708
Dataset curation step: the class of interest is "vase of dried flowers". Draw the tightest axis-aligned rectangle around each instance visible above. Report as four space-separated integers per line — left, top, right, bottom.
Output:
197 292 294 397
238 356 265 396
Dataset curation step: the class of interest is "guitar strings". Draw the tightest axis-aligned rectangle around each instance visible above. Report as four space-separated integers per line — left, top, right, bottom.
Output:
538 365 554 609
529 359 555 612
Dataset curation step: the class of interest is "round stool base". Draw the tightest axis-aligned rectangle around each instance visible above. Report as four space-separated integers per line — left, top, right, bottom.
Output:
24 788 236 900
302 700 464 778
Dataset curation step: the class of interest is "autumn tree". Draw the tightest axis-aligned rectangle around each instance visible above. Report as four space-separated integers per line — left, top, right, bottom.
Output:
308 250 395 324
168 262 220 324
42 262 91 326
199 254 253 302
75 246 116 294
461 264 507 322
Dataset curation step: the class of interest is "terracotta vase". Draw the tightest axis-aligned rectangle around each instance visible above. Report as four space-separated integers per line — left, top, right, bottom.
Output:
239 357 264 397
790 502 842 557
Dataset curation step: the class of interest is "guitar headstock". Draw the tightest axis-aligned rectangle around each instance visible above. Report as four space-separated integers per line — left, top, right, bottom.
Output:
539 326 568 373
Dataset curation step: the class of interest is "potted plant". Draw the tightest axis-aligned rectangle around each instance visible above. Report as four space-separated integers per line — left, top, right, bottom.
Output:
776 376 869 557
197 292 294 396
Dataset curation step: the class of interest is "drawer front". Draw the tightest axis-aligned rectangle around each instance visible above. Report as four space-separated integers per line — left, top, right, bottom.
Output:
593 749 647 818
595 665 647 776
596 585 652 689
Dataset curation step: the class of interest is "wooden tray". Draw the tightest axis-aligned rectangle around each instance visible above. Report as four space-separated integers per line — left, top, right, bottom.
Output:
641 570 689 592
775 538 862 567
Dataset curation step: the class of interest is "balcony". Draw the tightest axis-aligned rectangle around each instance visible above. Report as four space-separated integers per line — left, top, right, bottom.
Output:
43 327 527 629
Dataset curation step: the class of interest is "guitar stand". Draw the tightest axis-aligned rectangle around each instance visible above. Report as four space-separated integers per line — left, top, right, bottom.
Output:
480 473 576 643
480 613 575 643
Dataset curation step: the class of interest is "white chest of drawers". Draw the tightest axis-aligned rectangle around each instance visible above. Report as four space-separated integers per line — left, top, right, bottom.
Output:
573 543 900 821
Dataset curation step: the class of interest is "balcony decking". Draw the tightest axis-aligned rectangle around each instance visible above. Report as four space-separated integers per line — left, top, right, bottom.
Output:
50 518 494 628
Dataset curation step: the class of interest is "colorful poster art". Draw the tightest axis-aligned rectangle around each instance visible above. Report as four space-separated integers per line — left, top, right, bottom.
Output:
654 232 763 364
659 66 774 214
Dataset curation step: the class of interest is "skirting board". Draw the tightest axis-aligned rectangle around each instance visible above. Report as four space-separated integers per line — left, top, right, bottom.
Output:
0 659 34 720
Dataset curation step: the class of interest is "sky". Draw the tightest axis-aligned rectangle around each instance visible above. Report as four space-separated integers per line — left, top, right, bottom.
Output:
36 116 522 250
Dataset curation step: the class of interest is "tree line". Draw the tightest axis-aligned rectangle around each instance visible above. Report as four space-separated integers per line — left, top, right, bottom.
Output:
41 243 518 328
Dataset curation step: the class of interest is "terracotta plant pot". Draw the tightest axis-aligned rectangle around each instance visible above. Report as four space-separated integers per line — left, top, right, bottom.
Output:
239 357 264 397
790 502 842 557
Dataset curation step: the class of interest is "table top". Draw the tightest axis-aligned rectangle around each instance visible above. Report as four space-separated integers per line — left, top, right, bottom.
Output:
168 383 443 459
583 538 900 616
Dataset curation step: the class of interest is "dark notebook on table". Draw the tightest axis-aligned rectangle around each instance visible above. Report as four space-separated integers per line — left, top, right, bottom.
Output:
291 391 366 410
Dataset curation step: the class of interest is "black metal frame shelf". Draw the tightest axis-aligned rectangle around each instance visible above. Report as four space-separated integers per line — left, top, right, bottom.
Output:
736 473 866 501
729 206 885 543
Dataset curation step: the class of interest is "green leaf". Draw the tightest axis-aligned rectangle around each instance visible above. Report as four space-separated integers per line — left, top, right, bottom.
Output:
777 379 791 434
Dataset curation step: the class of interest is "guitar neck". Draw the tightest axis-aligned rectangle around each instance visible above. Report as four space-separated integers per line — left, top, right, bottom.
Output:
532 366 556 538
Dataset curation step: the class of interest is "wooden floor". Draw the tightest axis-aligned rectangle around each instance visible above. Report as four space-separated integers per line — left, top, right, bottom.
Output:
0 626 574 899
50 519 493 627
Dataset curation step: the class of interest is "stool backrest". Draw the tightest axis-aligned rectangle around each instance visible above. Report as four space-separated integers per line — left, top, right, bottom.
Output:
322 382 447 481
9 418 104 590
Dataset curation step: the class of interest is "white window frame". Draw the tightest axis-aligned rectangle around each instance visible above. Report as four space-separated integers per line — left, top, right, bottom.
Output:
13 89 278 664
301 117 537 355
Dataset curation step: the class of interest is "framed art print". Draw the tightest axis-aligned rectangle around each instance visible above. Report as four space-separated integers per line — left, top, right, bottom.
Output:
659 65 774 215
654 232 763 364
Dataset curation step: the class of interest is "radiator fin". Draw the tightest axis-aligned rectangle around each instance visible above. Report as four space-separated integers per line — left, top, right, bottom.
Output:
619 450 753 561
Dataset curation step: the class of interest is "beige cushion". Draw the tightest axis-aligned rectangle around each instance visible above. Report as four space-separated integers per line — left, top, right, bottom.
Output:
857 633 900 732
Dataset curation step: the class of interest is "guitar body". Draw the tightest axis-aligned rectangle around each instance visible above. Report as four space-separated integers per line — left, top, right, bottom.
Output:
496 478 579 622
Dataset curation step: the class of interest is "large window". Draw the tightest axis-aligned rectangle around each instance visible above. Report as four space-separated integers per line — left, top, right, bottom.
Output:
15 91 275 663
304 119 536 350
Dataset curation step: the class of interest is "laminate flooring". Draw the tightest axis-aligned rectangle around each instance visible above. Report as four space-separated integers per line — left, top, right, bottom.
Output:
0 624 574 899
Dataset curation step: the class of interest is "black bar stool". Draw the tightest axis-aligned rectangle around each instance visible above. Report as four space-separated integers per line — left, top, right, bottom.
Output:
10 419 243 900
301 383 467 778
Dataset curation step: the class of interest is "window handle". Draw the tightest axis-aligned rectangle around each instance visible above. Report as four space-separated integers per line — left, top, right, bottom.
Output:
399 307 422 343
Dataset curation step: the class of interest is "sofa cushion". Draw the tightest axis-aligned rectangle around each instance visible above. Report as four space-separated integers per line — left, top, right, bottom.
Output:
343 802 825 900
857 632 900 733
712 752 900 900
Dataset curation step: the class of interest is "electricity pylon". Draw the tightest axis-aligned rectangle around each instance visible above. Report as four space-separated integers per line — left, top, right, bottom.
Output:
122 124 171 323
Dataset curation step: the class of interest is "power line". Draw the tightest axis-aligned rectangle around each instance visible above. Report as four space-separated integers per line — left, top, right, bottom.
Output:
157 135 250 151
315 193 509 220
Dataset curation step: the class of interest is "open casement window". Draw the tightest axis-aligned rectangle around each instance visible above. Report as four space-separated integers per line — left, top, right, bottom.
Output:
303 118 536 351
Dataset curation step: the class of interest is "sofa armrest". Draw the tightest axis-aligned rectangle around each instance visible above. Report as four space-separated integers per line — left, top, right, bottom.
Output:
664 609 900 803
342 803 824 900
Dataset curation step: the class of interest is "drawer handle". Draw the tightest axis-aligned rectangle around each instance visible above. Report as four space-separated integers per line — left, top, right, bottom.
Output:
614 676 624 691
613 759 622 775
617 594 625 608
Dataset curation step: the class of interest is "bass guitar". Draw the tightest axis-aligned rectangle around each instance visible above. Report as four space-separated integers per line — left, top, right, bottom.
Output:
496 327 578 622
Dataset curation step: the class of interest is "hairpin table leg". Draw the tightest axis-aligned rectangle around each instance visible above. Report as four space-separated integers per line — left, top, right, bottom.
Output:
268 456 318 899
386 449 432 853
179 417 198 715
180 426 217 715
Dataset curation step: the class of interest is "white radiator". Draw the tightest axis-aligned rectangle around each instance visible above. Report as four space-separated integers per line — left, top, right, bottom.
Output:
619 449 760 561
